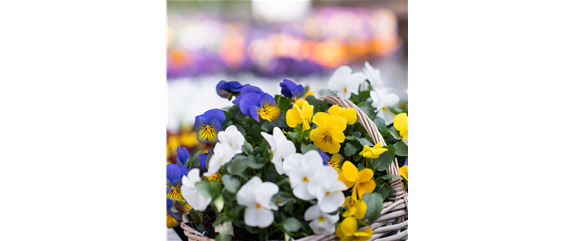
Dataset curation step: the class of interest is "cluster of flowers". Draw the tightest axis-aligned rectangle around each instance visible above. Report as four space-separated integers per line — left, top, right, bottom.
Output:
166 62 408 240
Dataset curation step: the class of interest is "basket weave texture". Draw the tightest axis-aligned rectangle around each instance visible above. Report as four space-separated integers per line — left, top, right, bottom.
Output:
181 96 408 241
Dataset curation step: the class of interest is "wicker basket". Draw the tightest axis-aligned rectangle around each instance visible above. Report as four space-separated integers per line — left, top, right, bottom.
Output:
180 95 408 241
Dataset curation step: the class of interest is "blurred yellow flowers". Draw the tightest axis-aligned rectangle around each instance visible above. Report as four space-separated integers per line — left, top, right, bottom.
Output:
358 142 387 159
335 217 373 241
338 161 376 200
310 113 347 154
286 99 314 131
328 105 357 125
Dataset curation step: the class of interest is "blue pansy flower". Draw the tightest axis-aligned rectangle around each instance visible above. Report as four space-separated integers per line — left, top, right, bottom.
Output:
239 92 281 123
167 164 184 201
232 85 264 105
216 80 250 99
194 109 226 144
280 79 305 99
176 146 189 166
166 198 181 228
199 148 214 171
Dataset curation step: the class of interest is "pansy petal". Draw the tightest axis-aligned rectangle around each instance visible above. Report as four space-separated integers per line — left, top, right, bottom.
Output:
240 92 262 115
166 164 182 181
280 79 297 98
319 190 345 213
341 161 358 183
176 146 189 165
249 106 261 123
304 205 322 221
204 109 226 125
319 149 329 166
357 180 376 199
216 80 231 98
286 108 303 127
358 169 374 183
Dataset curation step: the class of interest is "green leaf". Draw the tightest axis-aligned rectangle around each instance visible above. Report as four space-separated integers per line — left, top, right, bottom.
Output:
189 211 201 224
393 142 408 156
215 234 231 241
362 192 384 223
276 95 291 113
380 174 403 180
287 132 297 140
344 142 361 156
284 200 294 216
235 125 246 136
209 180 222 196
242 141 253 154
197 223 206 232
378 183 391 200
319 89 336 96
305 95 319 114
262 121 274 133
283 217 302 232
227 155 250 175
356 137 374 147
195 180 212 198
373 145 395 172
301 143 318 154
319 100 329 112
222 175 240 193
374 117 387 131
246 155 264 169
276 112 288 128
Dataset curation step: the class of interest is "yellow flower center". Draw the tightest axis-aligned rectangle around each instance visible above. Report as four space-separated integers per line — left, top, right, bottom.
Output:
258 108 271 120
325 191 330 196
256 203 262 209
200 124 216 140
382 107 387 111
318 217 325 223
303 177 309 182
322 133 334 145
275 201 281 204
343 87 347 94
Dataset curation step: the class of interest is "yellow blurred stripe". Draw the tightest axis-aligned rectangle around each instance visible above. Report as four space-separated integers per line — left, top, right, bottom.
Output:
407 116 574 132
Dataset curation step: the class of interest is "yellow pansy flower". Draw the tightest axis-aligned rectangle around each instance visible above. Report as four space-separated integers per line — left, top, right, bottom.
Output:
358 142 387 159
310 112 347 154
303 90 314 99
338 161 376 200
286 99 314 131
342 196 367 219
394 113 408 141
335 217 373 241
327 105 357 125
399 165 408 181
328 154 344 172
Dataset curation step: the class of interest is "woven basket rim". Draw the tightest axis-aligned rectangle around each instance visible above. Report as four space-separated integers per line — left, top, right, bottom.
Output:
181 95 408 241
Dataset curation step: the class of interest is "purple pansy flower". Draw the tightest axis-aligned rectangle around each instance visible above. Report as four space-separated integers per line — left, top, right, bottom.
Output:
280 79 305 99
239 92 280 123
216 80 250 99
194 109 226 144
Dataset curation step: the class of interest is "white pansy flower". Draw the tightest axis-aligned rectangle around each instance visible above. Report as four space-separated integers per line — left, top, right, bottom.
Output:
370 88 400 125
203 143 236 177
282 151 324 200
181 168 212 211
304 205 339 235
218 125 245 154
363 61 391 92
261 127 296 175
307 166 347 213
328 66 366 99
214 221 234 236
236 176 279 228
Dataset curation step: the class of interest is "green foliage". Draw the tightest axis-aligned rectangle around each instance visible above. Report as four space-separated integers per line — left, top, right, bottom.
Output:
242 141 253 154
393 142 408 156
374 117 387 131
283 217 302 232
362 192 384 223
195 180 212 198
372 145 395 172
275 95 292 113
344 141 361 156
222 175 240 193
